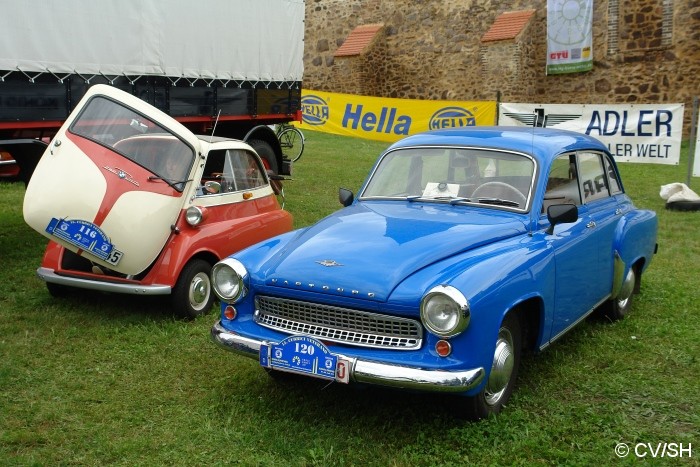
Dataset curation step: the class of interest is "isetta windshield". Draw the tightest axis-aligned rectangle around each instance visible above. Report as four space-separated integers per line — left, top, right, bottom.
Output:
70 96 195 189
361 147 536 211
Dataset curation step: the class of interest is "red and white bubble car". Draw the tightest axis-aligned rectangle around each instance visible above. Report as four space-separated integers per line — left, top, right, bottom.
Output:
23 85 292 318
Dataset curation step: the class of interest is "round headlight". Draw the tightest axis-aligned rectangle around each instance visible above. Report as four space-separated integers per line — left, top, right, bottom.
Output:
186 206 204 226
211 258 248 303
420 285 470 337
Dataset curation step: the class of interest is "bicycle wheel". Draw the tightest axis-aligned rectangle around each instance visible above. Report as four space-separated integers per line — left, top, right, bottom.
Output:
278 127 304 162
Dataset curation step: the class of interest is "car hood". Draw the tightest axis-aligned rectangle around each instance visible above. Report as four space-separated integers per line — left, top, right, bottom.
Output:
261 202 526 302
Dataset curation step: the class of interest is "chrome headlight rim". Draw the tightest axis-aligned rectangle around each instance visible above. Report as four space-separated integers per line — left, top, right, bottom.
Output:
186 206 204 226
211 258 248 303
420 285 470 338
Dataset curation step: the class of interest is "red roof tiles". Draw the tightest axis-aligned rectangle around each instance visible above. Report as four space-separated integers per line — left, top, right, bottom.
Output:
481 10 536 43
335 23 385 57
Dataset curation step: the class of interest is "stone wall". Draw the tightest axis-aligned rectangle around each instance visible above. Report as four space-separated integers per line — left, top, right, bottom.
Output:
304 0 700 132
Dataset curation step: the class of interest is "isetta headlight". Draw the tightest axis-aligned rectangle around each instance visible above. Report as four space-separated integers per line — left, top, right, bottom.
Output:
186 206 204 226
211 258 249 303
420 285 470 337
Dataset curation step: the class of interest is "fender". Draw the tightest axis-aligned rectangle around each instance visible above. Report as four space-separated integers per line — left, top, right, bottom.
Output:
389 230 556 386
148 205 293 287
612 208 658 275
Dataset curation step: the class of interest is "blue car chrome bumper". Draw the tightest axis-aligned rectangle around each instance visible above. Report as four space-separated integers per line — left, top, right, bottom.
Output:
210 320 485 393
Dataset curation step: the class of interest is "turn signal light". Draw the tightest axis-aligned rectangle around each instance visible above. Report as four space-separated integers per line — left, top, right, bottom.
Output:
435 339 452 357
224 305 237 320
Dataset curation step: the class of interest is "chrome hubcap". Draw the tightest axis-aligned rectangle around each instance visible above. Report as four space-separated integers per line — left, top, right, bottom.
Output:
485 328 514 406
189 273 211 311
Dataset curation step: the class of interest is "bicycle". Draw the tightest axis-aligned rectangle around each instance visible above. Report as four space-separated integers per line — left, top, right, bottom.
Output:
275 123 305 162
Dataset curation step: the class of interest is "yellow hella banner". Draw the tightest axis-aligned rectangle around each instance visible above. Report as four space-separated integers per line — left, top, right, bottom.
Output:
300 90 497 143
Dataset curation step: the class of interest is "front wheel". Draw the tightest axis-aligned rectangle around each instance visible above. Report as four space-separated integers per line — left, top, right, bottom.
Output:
461 313 521 420
171 259 214 319
46 281 71 297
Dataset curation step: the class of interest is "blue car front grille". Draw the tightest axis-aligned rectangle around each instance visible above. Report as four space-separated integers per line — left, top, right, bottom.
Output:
254 296 423 350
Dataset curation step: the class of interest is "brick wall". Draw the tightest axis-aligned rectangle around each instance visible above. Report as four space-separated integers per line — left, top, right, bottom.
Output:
304 0 700 132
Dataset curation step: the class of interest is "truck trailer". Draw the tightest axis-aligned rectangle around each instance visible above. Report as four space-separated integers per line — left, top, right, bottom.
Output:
0 0 305 183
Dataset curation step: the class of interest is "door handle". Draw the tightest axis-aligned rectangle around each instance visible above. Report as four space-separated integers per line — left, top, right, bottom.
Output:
586 221 596 228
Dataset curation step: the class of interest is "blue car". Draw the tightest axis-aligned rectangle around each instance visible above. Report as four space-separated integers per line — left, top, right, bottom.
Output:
210 126 658 419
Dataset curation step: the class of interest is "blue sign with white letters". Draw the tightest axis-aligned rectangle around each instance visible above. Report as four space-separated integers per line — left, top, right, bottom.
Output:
260 335 338 380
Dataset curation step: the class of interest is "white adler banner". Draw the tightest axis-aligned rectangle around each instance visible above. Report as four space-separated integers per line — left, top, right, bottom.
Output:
499 103 685 165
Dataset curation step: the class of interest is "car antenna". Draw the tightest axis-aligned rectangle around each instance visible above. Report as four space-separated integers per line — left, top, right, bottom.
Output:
209 109 222 144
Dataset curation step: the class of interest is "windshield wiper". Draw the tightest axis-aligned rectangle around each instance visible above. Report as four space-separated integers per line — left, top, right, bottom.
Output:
406 195 471 205
475 197 520 207
148 175 191 190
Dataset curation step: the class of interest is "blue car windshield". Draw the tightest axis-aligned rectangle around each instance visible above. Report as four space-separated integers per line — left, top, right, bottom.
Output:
361 147 535 210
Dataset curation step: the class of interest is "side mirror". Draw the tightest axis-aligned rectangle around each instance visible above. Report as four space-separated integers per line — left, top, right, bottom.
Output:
339 188 354 207
546 203 578 235
204 180 221 194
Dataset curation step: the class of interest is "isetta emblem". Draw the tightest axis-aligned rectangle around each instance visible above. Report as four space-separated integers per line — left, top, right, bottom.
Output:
103 166 139 186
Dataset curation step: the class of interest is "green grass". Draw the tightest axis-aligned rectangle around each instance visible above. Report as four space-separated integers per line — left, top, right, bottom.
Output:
1 130 698 465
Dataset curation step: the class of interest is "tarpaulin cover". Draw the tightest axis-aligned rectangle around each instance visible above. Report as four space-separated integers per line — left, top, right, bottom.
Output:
0 0 304 82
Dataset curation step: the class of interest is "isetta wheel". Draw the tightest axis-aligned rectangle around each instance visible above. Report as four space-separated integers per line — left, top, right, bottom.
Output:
462 313 522 420
172 259 215 319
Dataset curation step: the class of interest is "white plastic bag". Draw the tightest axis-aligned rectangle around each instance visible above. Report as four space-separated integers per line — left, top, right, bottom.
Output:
659 183 700 203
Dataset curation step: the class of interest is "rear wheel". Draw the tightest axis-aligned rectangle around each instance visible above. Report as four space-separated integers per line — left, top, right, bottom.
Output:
248 139 278 174
171 259 214 319
462 313 521 420
604 266 637 321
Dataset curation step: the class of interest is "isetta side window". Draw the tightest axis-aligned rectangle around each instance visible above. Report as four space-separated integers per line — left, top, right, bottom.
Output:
200 149 267 195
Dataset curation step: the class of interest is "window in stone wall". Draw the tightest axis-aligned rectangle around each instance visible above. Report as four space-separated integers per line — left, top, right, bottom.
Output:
608 0 674 55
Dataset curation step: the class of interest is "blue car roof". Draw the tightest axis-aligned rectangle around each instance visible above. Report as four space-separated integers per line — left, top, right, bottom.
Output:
386 126 610 162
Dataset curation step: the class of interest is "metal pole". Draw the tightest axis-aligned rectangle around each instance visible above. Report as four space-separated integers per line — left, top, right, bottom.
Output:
687 96 698 186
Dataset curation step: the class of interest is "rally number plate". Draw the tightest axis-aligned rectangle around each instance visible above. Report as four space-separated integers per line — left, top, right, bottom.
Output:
45 218 123 266
260 335 349 383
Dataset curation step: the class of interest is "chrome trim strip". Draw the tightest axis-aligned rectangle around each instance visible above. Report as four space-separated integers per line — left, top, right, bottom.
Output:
37 267 171 295
543 294 611 349
210 321 485 393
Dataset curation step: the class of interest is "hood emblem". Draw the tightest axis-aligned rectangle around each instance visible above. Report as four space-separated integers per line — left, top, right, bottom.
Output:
316 259 343 267
104 166 139 186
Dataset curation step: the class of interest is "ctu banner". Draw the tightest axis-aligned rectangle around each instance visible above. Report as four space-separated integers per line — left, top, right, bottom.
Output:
499 103 685 165
300 90 497 143
546 0 593 74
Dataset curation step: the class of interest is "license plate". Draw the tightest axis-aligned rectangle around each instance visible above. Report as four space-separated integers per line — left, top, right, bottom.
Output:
45 218 123 266
260 335 349 383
